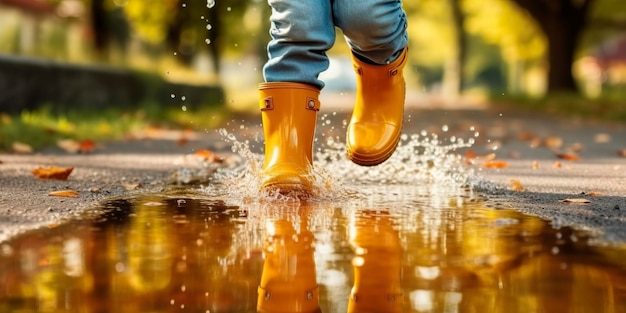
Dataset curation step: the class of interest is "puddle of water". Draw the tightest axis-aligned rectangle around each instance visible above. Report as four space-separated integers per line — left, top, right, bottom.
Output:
1 185 626 313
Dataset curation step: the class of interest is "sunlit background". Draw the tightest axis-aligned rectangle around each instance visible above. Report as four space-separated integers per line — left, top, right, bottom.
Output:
0 0 625 151
1 0 625 100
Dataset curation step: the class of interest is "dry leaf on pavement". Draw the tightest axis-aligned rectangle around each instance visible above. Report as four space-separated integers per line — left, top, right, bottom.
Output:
12 142 33 154
559 198 591 204
33 166 74 180
510 179 524 191
48 190 80 198
58 139 96 153
483 160 509 169
555 152 580 161
194 149 224 163
121 182 142 191
517 131 536 141
584 191 602 197
594 133 611 143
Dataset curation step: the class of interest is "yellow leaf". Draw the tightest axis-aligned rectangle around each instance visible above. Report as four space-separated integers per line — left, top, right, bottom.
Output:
33 167 74 180
510 179 524 191
48 190 80 198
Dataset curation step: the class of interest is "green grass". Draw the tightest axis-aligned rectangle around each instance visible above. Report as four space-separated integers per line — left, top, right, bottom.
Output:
490 92 626 122
0 103 231 152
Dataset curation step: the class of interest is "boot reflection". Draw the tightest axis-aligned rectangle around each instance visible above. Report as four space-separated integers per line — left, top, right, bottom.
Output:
257 208 320 313
348 210 403 313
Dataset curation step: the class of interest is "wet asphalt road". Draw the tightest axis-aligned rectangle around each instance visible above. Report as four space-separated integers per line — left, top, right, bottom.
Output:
1 97 625 244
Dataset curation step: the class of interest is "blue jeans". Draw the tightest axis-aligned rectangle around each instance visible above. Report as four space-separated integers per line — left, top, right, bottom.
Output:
263 0 408 89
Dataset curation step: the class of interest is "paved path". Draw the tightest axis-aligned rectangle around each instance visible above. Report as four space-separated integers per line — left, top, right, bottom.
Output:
1 99 626 244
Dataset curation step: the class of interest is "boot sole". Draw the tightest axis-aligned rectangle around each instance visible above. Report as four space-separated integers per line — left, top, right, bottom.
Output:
346 133 401 167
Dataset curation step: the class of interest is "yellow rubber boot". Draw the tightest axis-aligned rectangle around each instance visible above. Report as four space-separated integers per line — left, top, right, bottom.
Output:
259 82 320 195
346 48 408 166
348 211 403 313
257 219 320 313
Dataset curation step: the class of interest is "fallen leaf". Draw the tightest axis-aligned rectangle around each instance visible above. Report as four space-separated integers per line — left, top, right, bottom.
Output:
48 190 80 198
553 161 562 168
560 198 591 204
555 152 580 161
517 131 536 141
177 137 189 146
618 149 626 157
57 139 81 153
483 160 509 169
510 179 524 191
121 182 142 191
194 149 223 163
33 166 74 180
12 142 33 154
543 136 564 149
594 133 611 143
465 149 476 159
79 139 96 153
568 142 584 152
584 191 602 197
529 138 542 148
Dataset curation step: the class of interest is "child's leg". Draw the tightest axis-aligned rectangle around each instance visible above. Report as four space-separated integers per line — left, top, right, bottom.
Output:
334 0 408 64
263 0 336 89
334 0 409 166
258 0 336 195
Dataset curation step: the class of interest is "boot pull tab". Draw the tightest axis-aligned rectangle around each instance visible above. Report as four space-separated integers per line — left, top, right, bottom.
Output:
305 97 320 111
261 96 274 111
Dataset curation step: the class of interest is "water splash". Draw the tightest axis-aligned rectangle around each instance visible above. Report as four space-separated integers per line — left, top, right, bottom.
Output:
203 124 476 204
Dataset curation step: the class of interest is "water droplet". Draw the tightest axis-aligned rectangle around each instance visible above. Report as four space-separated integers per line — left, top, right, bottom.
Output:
205 38 211 45
206 24 212 31
442 124 449 132
181 105 187 112
227 6 231 11
206 0 215 8
181 3 186 7
181 96 186 101
171 94 175 98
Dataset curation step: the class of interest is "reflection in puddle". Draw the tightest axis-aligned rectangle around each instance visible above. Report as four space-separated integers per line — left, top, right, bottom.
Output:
1 187 626 312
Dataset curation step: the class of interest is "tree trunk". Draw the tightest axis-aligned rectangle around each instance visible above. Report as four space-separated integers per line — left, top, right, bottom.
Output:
89 0 109 56
510 0 594 94
445 0 467 96
543 12 583 93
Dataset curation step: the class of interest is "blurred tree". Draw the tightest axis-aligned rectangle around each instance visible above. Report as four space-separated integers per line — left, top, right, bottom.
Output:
403 0 456 91
464 0 546 94
88 0 129 60
509 0 595 93
123 0 250 75
447 0 468 96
